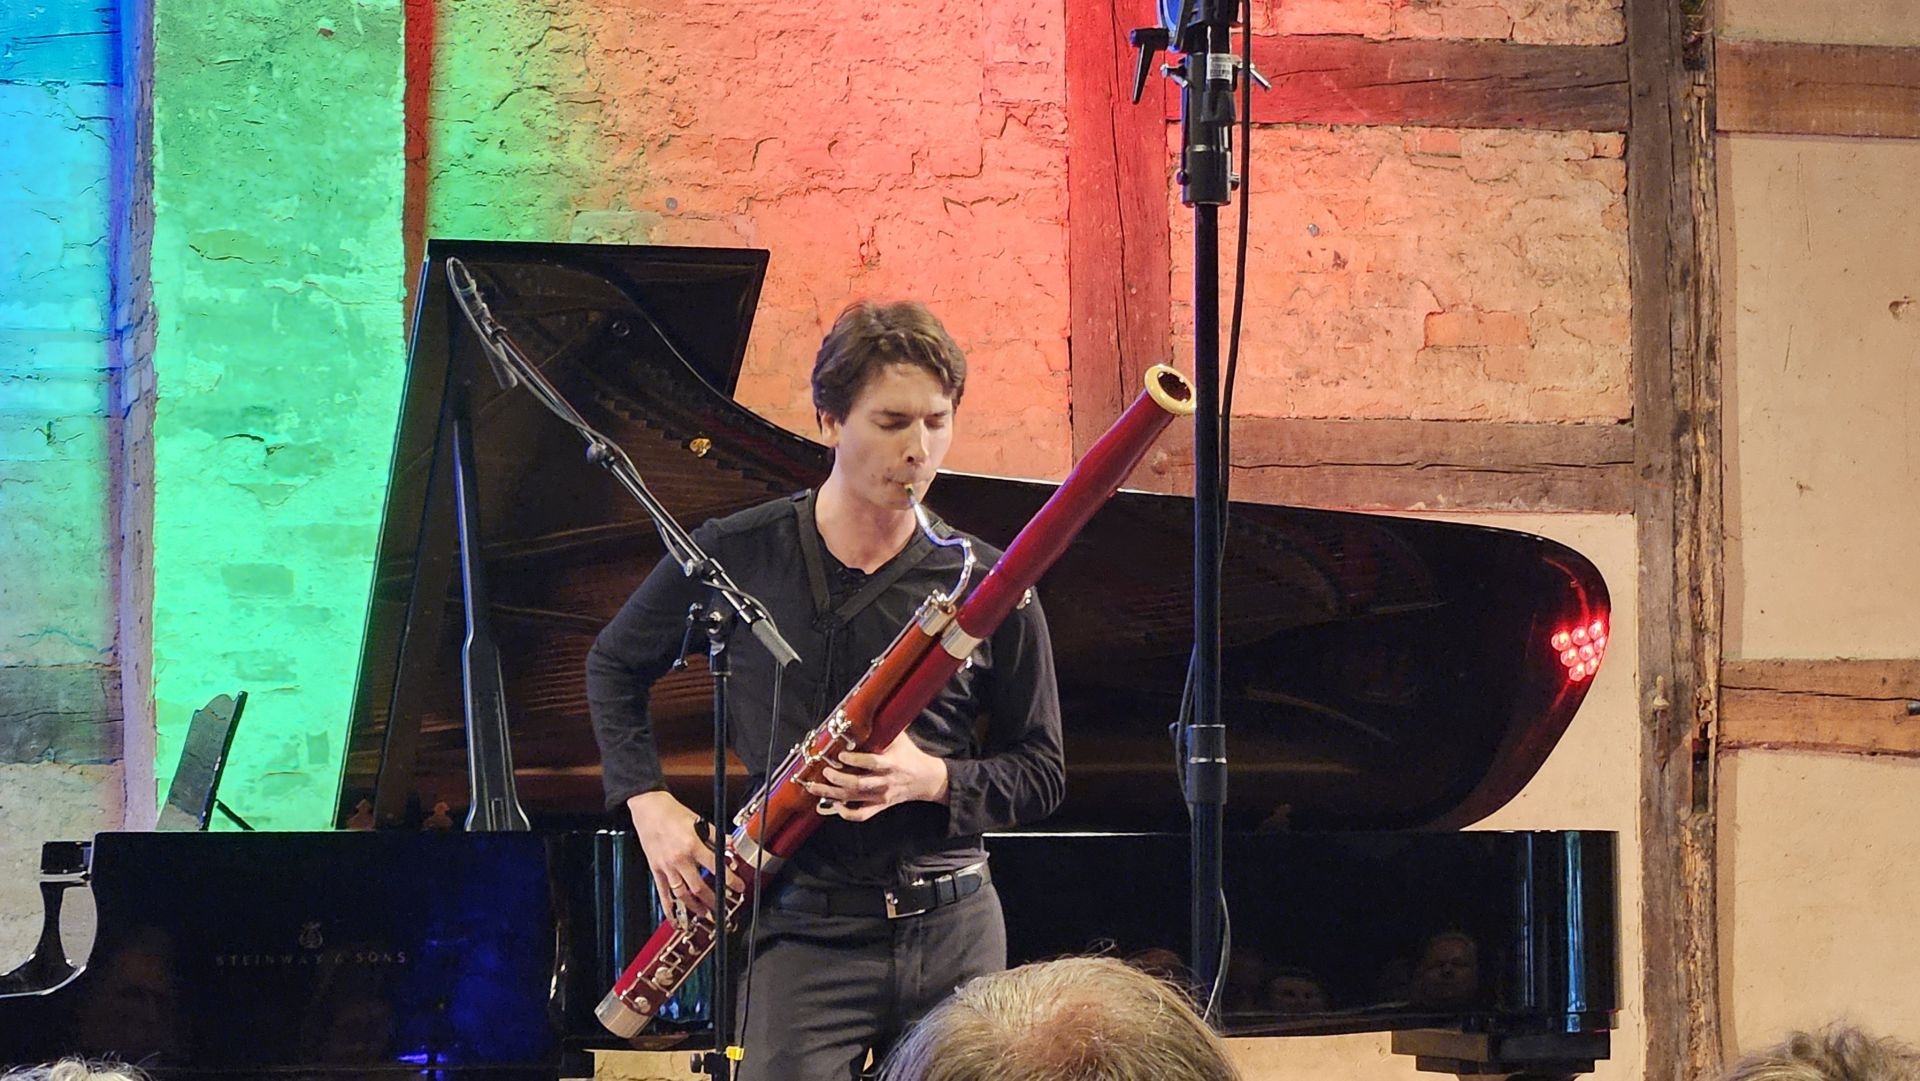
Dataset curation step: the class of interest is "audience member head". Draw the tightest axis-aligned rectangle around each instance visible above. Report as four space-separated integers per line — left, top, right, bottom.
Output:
1264 966 1330 1014
1723 1026 1920 1081
1221 948 1272 1015
1408 929 1480 1008
878 956 1240 1081
71 925 184 1060
1 1060 147 1081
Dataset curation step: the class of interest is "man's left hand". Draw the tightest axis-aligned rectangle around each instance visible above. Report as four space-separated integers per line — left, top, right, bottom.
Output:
805 734 951 821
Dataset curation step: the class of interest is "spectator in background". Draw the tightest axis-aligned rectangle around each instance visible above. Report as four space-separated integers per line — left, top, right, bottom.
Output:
1407 929 1480 1009
877 956 1240 1081
1264 966 1330 1015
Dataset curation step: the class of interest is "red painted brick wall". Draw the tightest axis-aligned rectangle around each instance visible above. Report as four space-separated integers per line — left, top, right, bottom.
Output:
625 2 1072 478
429 0 1630 468
1172 126 1629 422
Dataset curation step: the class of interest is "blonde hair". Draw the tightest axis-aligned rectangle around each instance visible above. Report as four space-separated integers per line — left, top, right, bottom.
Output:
2 1061 147 1081
1726 1027 1920 1081
878 956 1240 1081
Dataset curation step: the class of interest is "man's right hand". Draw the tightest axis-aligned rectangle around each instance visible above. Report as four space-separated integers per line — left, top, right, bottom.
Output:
628 790 716 926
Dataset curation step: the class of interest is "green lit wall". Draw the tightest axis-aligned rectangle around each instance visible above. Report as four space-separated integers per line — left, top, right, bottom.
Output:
423 0 607 242
135 0 1074 828
149 0 406 827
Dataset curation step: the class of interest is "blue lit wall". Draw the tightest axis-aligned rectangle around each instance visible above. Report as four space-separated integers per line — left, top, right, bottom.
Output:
0 0 122 755
0 0 130 955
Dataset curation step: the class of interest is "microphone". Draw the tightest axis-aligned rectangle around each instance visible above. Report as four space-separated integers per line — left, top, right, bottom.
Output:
444 257 521 390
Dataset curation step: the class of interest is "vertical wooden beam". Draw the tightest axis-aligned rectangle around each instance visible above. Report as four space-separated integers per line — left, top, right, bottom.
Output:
1065 0 1171 461
112 0 158 827
402 0 434 322
1627 0 1722 1074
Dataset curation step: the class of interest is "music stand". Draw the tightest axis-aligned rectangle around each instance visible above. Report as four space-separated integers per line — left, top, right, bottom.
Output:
156 691 253 831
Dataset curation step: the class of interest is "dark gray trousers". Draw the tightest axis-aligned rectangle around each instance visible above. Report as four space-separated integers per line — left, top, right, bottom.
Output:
732 883 1006 1081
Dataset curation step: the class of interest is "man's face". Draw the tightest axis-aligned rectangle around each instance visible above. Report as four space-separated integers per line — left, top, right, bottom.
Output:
820 362 955 512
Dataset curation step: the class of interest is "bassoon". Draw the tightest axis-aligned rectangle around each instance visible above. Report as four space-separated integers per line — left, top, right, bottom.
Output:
596 364 1196 1038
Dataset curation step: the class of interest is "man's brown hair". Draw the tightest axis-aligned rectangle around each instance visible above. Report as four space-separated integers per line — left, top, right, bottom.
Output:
811 300 967 424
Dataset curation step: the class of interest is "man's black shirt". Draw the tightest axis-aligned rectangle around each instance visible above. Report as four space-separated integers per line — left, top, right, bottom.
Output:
587 490 1065 887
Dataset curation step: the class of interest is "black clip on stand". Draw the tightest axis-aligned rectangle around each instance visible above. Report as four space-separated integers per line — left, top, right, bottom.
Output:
1129 0 1262 1011
444 257 798 1081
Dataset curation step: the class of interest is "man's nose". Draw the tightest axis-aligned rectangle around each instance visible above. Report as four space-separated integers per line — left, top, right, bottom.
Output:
903 424 928 462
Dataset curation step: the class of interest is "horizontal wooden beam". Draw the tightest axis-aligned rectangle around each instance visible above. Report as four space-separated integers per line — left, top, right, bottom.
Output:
1163 36 1629 131
0 663 122 765
1134 417 1633 512
1717 39 1920 140
0 4 116 85
1720 658 1920 756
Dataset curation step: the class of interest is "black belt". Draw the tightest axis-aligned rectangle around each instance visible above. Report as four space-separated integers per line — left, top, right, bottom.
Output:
770 861 991 920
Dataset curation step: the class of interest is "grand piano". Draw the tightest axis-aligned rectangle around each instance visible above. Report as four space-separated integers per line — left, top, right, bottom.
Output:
0 240 1617 1078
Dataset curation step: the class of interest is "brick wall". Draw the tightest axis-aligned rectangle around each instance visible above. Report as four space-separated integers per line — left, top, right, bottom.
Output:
147 0 406 828
0 1 127 963
424 0 1074 479
1172 125 1629 422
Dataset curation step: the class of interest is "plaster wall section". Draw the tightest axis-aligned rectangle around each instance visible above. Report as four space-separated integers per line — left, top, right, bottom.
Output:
1172 126 1630 423
1719 135 1920 660
425 0 1072 480
149 0 407 827
1718 751 1920 1048
1715 42 1920 1053
0 0 125 967
1718 0 1920 47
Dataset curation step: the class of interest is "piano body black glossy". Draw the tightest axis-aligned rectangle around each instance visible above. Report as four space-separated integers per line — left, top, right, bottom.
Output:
0 832 653 1077
1 240 1617 1077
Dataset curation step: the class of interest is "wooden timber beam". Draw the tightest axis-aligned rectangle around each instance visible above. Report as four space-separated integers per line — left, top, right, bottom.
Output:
1718 39 1920 140
1721 660 1920 756
1163 36 1630 131
1135 417 1633 512
1628 0 1724 1074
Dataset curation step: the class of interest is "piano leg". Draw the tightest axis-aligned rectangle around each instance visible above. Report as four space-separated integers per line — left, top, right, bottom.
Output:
0 841 90 996
1391 1029 1611 1080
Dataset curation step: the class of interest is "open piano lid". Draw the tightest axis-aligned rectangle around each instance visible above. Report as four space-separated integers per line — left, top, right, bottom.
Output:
341 239 1611 835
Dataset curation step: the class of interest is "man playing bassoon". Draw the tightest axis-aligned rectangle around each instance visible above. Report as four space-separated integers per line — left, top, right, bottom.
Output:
587 300 1066 1080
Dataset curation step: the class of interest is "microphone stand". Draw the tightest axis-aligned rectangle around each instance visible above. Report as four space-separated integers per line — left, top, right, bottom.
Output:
1131 0 1243 1008
672 610 737 1081
444 257 795 1081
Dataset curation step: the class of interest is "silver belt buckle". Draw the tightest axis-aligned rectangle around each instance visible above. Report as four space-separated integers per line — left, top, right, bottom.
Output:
885 862 985 920
879 887 925 921
884 882 930 920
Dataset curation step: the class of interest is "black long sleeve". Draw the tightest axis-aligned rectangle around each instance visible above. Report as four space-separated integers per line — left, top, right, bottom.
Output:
585 492 1065 886
585 533 715 806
